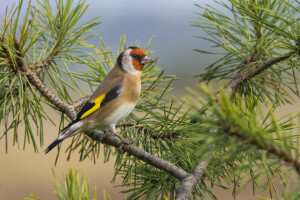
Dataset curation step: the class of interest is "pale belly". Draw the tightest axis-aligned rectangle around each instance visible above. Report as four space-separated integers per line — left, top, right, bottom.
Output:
106 103 136 125
88 103 136 130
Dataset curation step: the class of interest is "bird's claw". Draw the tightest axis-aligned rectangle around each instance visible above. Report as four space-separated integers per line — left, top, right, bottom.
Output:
98 129 110 141
112 133 135 152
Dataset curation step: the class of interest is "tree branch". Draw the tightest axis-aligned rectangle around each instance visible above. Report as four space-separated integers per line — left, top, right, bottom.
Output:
85 129 189 180
71 95 91 109
175 161 209 200
22 66 76 117
217 120 300 175
230 51 296 93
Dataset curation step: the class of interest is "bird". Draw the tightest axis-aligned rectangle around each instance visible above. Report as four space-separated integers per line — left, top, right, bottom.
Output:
45 46 153 154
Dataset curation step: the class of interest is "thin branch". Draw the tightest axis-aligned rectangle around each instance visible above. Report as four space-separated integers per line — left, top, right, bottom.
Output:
10 38 76 117
175 161 209 200
118 122 180 139
230 51 296 93
217 120 300 175
71 95 91 109
86 129 189 180
27 61 50 72
22 66 76 118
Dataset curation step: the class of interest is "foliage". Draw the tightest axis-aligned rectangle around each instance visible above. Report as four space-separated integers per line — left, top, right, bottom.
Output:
191 0 300 103
185 84 299 198
188 0 300 198
25 168 99 200
0 0 100 152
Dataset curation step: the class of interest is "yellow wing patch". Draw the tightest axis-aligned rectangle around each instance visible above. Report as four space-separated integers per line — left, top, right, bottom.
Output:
80 93 106 119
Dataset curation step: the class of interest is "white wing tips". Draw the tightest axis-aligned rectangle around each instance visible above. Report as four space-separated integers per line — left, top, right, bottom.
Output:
45 121 83 154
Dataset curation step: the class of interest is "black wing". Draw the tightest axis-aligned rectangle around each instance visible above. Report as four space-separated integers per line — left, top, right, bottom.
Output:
60 85 122 133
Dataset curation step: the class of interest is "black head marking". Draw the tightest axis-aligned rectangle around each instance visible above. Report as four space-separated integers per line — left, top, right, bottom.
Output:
128 46 138 50
117 51 125 72
131 54 143 62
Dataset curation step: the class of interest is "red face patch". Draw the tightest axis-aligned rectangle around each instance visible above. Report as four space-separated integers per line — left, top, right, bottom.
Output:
130 49 147 57
132 59 144 71
130 48 147 71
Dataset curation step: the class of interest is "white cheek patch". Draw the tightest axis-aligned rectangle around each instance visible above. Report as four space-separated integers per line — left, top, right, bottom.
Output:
121 49 142 75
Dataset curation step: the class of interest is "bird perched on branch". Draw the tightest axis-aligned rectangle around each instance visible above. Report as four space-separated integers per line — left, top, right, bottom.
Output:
45 46 153 153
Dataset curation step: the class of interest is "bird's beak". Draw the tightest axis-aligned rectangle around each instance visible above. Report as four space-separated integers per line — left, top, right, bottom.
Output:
140 56 153 65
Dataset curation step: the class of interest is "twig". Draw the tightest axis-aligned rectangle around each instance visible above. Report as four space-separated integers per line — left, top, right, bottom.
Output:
22 58 208 197
71 95 91 109
230 51 296 93
86 129 190 180
22 66 76 118
217 120 300 175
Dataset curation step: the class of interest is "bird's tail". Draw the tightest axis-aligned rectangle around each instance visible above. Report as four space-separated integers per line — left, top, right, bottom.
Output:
45 138 63 154
45 121 83 154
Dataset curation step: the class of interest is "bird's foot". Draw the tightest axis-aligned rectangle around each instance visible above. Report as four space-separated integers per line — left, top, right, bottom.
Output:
112 133 135 151
97 129 110 141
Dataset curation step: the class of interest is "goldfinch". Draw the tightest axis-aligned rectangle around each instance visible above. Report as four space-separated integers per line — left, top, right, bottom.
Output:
45 46 153 153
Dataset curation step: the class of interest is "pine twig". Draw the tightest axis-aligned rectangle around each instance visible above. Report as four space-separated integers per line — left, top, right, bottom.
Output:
230 51 296 93
22 66 76 117
71 95 91 109
86 129 190 180
217 120 300 175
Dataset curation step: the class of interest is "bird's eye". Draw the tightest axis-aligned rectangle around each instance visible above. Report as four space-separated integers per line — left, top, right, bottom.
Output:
131 54 138 59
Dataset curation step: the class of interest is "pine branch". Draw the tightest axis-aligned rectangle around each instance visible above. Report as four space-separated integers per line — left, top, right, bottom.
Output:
230 51 296 93
217 120 300 175
22 66 76 118
4 37 76 118
175 161 209 200
71 95 91 109
86 129 189 180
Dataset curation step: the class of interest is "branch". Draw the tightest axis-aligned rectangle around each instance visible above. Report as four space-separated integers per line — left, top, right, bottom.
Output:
85 130 189 180
230 51 296 93
8 38 77 118
22 66 76 118
217 120 300 175
175 161 209 200
71 95 91 109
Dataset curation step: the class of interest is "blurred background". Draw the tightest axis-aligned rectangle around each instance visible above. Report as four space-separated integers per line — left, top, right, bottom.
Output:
0 0 293 199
